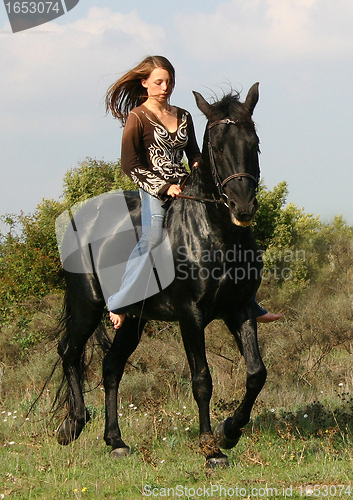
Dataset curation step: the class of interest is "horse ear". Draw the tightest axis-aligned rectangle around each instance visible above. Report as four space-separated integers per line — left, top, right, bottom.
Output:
244 82 259 116
193 91 213 119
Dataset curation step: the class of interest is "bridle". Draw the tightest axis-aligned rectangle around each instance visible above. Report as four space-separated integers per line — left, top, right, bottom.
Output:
207 119 259 206
177 118 260 207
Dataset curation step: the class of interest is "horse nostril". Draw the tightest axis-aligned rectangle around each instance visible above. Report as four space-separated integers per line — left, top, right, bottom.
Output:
229 200 237 212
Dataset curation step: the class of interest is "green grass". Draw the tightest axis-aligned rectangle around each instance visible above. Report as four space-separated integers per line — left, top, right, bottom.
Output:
1 392 353 499
1 298 353 498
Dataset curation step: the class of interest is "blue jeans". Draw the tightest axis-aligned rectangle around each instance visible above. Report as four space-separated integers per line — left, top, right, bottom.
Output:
108 189 166 314
253 299 267 317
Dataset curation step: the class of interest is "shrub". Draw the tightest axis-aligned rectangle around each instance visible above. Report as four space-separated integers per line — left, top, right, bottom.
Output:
62 157 136 207
0 200 65 321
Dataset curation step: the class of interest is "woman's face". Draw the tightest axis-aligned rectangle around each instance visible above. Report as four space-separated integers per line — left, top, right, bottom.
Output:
141 67 173 102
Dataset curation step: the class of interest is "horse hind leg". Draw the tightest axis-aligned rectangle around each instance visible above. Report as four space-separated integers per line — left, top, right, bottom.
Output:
57 298 105 445
214 314 267 449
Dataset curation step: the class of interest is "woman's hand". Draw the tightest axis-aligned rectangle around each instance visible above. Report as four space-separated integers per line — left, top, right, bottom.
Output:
167 184 182 198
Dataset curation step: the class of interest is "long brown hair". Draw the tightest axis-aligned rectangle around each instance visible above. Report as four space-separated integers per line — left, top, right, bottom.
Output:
105 56 175 125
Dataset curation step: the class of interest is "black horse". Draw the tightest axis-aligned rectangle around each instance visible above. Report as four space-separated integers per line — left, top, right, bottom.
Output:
56 83 267 467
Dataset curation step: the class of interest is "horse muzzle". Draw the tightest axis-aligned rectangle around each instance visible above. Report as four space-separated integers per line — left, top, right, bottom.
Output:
231 214 253 227
227 197 258 227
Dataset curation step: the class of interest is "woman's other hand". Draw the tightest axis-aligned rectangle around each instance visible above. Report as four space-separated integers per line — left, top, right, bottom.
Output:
167 184 182 198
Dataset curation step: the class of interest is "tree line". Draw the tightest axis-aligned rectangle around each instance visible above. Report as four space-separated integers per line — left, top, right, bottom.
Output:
0 157 352 327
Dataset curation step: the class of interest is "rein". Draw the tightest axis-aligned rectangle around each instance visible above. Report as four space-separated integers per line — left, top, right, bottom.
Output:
177 193 224 204
176 172 224 205
177 118 259 206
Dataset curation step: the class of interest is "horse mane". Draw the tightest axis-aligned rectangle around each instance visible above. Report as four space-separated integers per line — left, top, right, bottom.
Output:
208 90 255 130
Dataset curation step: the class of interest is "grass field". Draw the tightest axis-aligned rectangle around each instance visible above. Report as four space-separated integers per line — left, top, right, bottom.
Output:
1 391 353 499
1 331 353 498
1 296 353 499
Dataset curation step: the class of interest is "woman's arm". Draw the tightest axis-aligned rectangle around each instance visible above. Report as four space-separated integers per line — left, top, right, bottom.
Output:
121 112 170 198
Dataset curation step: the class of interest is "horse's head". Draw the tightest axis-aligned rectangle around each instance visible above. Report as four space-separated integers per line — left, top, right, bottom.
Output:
193 84 260 227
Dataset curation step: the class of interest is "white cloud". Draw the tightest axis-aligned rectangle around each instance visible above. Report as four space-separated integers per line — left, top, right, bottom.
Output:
175 0 353 61
0 7 166 133
0 7 167 214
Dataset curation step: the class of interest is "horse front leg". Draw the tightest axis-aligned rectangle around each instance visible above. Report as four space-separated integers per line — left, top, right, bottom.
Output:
103 316 146 458
179 313 229 467
214 314 267 449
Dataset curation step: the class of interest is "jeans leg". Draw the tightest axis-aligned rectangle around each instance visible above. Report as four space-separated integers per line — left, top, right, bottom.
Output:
108 189 166 313
253 298 268 317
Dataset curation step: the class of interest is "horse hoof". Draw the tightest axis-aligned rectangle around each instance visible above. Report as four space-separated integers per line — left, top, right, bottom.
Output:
57 419 80 446
110 447 131 459
206 455 230 468
214 419 242 449
57 411 90 445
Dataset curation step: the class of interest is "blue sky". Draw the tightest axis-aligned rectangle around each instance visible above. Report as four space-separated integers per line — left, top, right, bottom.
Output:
1 0 353 223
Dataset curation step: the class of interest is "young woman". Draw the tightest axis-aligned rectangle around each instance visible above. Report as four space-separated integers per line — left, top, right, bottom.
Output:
105 56 282 328
105 56 200 328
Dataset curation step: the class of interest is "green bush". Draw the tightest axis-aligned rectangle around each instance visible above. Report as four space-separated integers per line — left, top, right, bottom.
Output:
252 180 289 250
62 157 136 207
0 200 65 321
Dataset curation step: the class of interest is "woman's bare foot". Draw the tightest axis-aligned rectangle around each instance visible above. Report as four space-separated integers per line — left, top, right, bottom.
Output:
257 312 283 323
109 312 126 329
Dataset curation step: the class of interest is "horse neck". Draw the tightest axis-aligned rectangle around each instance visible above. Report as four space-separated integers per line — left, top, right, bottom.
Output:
189 141 219 198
